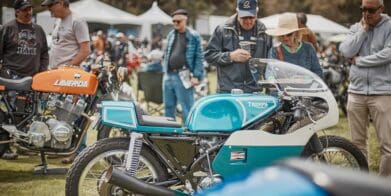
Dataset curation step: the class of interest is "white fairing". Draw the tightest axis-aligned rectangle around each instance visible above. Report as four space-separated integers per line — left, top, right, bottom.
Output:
226 59 339 146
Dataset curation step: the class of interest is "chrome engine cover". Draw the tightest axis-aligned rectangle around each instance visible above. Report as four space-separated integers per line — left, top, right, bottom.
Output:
28 121 51 148
47 119 74 149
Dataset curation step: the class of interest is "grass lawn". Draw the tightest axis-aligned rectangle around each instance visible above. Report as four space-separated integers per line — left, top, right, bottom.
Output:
0 70 381 195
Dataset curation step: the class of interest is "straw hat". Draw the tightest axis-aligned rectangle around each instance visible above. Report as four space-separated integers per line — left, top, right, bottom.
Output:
266 13 305 36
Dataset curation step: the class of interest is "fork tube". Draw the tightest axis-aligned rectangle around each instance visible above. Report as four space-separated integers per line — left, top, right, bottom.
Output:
308 133 324 154
125 132 143 176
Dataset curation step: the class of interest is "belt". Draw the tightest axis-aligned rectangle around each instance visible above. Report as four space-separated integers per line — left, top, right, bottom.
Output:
168 66 187 73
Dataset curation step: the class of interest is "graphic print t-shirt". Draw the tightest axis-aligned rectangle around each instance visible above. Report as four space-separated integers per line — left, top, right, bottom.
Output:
0 20 49 76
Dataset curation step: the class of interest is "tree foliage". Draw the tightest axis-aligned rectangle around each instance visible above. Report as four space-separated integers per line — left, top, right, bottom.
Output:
1 0 390 26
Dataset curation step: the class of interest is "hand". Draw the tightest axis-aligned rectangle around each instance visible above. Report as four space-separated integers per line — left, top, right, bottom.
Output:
360 17 370 32
190 77 200 86
230 49 251 63
351 56 357 64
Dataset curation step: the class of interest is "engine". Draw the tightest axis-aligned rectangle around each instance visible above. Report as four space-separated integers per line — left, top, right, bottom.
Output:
27 93 87 149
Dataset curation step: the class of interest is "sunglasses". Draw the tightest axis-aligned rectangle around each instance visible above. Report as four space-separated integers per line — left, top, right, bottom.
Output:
360 6 381 14
172 20 183 24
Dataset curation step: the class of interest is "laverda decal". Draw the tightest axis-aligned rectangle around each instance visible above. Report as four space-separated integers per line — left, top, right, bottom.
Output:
54 80 88 87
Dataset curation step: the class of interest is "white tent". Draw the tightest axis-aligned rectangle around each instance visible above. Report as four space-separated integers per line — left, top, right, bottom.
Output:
259 12 349 34
138 1 172 42
36 0 141 34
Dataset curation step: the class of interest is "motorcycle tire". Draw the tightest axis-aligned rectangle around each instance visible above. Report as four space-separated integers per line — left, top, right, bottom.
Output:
301 135 368 171
65 137 168 196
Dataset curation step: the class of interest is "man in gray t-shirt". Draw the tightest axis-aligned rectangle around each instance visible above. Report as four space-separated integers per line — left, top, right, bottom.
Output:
42 0 91 164
42 0 90 69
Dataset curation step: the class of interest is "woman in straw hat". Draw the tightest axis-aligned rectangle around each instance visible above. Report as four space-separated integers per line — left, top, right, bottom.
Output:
266 13 323 78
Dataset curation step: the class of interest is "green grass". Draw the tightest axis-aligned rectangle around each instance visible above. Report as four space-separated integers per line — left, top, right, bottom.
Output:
0 71 380 195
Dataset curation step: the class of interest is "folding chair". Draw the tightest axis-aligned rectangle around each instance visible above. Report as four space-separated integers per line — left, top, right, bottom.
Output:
137 71 164 115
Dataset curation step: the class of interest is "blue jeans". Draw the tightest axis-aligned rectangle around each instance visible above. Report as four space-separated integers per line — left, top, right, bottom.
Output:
163 72 194 123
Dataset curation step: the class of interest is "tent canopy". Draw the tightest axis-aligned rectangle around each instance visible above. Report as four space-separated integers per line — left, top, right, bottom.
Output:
260 12 349 34
138 1 172 24
37 0 141 34
138 1 172 45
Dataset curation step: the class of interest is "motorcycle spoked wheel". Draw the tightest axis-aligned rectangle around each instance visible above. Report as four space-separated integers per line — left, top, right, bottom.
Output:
65 138 168 196
301 135 368 171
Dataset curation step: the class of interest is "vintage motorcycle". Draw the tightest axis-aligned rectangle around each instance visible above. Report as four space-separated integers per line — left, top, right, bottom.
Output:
0 63 118 173
65 59 368 196
322 60 350 116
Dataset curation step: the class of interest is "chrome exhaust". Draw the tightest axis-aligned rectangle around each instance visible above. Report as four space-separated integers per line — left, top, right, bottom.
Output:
104 166 176 196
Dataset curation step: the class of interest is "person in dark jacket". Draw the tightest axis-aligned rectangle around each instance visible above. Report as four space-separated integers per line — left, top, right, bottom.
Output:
0 0 49 160
204 0 272 93
0 0 49 78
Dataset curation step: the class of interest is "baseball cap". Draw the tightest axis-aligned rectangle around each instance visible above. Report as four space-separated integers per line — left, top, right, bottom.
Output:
171 9 188 17
237 0 258 17
41 0 61 6
13 0 32 10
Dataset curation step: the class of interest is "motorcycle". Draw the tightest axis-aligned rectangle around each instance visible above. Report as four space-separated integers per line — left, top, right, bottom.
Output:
65 59 368 196
321 57 350 116
0 62 118 173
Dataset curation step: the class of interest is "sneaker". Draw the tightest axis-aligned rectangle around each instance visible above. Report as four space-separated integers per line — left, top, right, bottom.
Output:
2 149 18 160
61 153 76 164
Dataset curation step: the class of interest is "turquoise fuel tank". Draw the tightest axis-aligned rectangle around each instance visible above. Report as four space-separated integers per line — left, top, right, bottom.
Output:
186 93 280 132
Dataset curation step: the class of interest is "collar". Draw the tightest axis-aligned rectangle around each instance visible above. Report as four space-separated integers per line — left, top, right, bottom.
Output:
282 42 303 53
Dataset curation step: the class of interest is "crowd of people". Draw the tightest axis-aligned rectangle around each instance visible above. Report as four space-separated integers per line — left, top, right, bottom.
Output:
0 0 390 177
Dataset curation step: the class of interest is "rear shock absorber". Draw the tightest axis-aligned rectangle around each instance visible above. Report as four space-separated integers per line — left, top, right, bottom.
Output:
125 132 143 176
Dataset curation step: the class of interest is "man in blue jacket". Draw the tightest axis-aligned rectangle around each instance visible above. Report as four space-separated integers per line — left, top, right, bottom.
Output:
339 0 391 176
162 9 204 122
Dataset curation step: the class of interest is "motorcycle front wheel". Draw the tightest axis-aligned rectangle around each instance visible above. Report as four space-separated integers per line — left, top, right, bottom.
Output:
302 135 368 171
65 137 168 196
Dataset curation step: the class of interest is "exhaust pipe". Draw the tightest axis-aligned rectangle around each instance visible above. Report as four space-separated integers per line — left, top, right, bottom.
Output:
104 166 176 196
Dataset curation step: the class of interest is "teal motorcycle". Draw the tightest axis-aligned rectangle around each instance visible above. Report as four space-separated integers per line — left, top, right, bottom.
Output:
65 59 368 196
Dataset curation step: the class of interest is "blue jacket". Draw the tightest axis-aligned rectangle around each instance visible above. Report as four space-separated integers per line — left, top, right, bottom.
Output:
163 28 204 80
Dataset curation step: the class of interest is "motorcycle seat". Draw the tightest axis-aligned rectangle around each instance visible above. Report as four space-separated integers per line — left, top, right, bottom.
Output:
139 115 182 128
0 76 32 91
133 104 181 128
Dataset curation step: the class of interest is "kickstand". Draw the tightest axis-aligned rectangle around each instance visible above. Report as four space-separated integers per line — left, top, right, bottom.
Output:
33 151 68 175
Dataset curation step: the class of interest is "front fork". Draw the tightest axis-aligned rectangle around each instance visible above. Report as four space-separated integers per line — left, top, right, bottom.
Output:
125 132 143 176
308 133 324 154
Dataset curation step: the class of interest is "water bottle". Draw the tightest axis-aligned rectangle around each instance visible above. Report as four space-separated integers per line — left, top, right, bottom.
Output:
63 95 74 112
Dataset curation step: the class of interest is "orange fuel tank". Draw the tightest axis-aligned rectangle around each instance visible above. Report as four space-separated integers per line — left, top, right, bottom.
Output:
32 67 98 95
